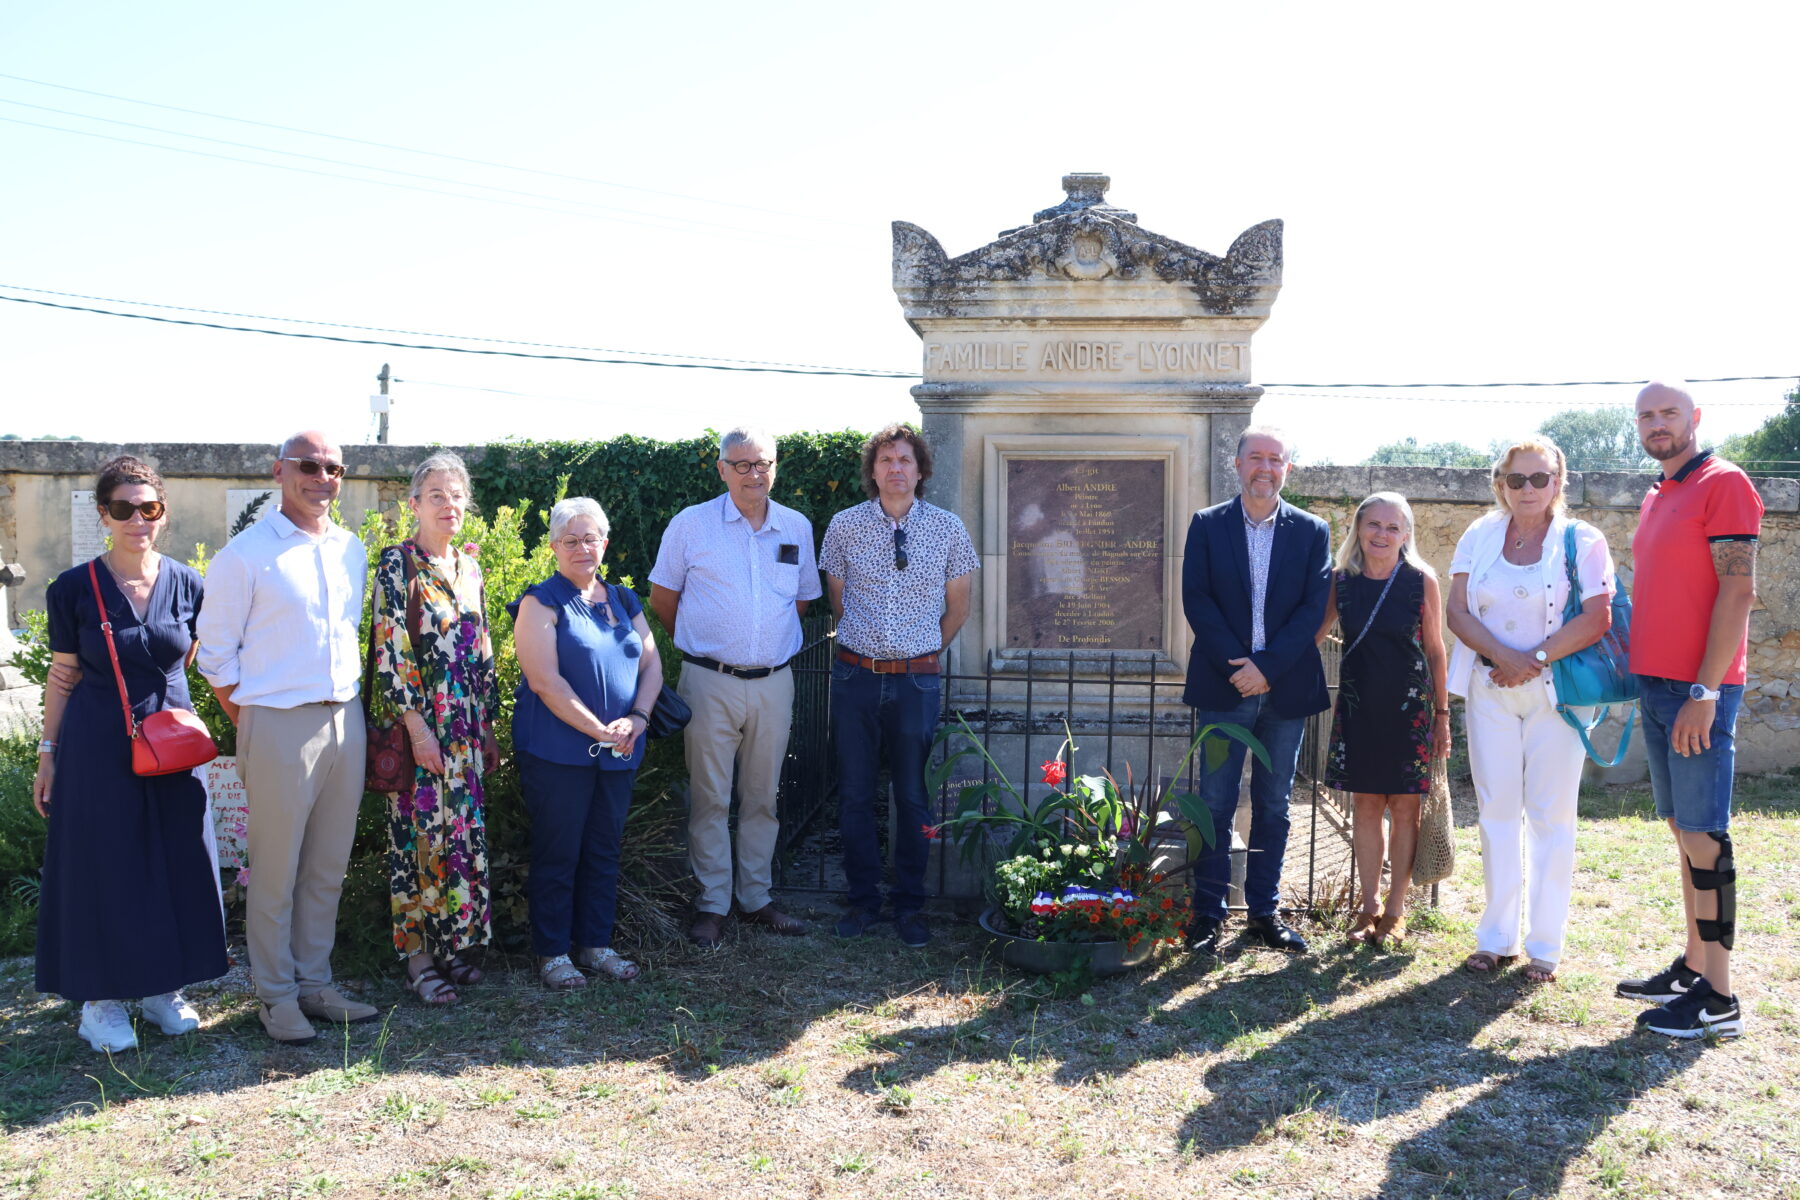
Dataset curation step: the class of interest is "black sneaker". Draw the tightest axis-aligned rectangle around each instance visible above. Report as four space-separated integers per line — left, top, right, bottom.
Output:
895 912 930 948
1637 978 1745 1039
835 908 882 939
1617 953 1701 1003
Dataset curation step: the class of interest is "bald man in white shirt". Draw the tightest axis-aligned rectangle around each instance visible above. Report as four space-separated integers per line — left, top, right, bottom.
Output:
196 431 375 1044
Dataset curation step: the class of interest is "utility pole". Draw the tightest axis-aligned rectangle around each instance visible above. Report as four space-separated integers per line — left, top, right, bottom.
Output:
375 363 392 445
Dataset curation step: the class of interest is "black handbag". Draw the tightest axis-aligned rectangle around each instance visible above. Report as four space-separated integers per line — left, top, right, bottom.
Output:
645 683 691 739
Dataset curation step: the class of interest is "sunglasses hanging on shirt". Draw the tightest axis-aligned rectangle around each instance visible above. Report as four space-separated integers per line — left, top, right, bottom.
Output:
892 525 909 571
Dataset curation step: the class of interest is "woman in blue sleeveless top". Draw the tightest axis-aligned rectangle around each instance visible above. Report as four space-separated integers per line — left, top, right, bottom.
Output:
510 497 663 989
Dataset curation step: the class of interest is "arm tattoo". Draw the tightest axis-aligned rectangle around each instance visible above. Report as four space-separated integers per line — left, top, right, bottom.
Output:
1711 540 1757 579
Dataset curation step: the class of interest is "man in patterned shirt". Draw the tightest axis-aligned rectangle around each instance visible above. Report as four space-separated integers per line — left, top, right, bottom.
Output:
1179 425 1331 958
820 423 979 947
651 426 821 948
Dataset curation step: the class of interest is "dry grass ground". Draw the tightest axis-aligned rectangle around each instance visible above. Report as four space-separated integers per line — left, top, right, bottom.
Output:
3 774 1798 1200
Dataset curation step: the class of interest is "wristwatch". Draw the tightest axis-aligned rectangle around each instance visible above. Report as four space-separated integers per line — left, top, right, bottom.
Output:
1689 683 1721 702
1533 650 1549 664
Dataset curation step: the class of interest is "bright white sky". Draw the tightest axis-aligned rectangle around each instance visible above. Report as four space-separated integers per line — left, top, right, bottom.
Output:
2 3 1796 465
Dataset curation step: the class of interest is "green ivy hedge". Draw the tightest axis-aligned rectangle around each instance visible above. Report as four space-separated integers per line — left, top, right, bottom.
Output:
473 431 872 590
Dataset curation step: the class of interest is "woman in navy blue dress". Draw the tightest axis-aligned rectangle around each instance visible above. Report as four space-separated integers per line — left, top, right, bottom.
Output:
33 456 228 1053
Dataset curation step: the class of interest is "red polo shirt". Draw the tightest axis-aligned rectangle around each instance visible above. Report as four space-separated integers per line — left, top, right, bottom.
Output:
1629 450 1763 684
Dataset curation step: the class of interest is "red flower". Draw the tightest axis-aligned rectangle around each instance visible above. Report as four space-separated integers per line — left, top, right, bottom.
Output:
920 824 941 840
1041 759 1068 786
1160 896 1174 911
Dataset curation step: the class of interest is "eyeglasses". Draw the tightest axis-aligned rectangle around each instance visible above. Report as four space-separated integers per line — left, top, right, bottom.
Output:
1503 472 1554 490
282 457 347 479
893 525 909 571
419 489 468 507
104 500 165 522
556 535 604 550
723 458 774 476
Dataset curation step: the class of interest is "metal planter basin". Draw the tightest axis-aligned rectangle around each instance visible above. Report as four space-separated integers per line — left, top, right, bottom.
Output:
977 907 1157 976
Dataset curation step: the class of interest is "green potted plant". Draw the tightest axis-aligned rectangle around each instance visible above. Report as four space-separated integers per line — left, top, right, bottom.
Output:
928 715 1267 975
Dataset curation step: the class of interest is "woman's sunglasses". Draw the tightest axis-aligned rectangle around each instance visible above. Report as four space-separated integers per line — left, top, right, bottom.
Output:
104 500 166 521
1503 471 1554 490
281 456 348 479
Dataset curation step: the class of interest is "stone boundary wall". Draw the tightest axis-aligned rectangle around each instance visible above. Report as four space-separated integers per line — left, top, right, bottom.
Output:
3 444 1796 773
1291 464 1800 778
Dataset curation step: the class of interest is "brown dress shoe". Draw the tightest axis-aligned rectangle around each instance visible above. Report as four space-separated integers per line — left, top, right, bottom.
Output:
738 904 807 935
689 911 727 948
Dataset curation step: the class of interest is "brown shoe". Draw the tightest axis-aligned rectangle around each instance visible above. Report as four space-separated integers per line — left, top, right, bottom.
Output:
739 904 807 936
258 1000 318 1045
689 911 727 948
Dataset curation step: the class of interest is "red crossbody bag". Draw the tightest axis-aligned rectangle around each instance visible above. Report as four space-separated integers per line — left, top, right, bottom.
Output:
87 559 219 776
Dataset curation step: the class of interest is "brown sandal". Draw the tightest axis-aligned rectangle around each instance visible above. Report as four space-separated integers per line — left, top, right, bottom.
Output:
1525 959 1558 983
440 954 483 987
1464 951 1513 975
1372 912 1408 949
407 964 460 1006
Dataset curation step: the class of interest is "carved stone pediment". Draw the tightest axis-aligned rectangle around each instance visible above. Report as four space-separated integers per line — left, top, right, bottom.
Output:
893 174 1282 315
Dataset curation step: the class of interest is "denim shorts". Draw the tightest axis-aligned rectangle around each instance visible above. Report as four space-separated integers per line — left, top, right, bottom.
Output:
1636 675 1743 833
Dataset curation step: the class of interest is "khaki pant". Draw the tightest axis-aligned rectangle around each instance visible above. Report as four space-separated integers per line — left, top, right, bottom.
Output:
678 664 794 915
239 702 367 1005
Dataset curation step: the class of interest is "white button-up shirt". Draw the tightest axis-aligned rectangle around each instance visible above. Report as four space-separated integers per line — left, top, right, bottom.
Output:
195 509 368 708
649 493 822 669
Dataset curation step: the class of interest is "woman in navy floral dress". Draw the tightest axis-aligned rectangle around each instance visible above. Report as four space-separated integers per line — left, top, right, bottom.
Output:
372 453 499 1005
1320 492 1450 948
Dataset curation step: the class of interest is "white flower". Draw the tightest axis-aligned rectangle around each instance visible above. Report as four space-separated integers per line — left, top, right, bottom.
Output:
1074 845 1091 858
1059 844 1074 857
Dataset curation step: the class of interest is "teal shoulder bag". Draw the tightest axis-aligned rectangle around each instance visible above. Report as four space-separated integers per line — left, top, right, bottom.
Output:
1552 523 1638 766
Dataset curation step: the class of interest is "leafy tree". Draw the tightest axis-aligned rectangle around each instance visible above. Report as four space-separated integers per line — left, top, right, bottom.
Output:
1363 438 1489 467
1535 406 1650 472
1717 385 1800 478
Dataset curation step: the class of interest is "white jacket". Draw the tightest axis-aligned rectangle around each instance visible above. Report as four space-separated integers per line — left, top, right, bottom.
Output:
1446 510 1615 703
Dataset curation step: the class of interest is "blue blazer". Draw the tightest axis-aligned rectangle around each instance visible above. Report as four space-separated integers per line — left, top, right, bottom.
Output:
1181 496 1331 718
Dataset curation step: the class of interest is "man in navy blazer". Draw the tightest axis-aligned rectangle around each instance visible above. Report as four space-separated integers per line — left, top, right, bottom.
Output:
1181 426 1331 956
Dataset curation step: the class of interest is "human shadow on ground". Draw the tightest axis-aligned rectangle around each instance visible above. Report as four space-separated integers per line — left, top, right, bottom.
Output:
1172 958 1705 1198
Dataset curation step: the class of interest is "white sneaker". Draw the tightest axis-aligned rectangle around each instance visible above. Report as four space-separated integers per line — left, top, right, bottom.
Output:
140 991 200 1036
78 1000 138 1053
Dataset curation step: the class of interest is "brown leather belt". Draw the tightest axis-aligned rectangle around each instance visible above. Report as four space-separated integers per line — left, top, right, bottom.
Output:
837 648 940 675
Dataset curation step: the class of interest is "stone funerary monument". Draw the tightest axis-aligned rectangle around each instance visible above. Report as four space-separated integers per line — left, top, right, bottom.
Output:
893 173 1284 694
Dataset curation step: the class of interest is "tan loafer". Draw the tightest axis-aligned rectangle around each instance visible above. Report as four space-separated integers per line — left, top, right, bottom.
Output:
258 1000 318 1045
739 904 807 936
297 987 378 1024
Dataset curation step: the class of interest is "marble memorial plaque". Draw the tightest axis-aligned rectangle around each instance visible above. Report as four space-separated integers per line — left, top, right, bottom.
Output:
1005 458 1164 650
69 490 103 566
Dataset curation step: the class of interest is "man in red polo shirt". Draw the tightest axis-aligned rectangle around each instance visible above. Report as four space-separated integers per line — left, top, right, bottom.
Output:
1617 382 1762 1039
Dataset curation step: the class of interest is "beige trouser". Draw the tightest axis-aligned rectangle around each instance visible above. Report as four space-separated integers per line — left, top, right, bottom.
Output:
679 663 795 915
239 702 367 1005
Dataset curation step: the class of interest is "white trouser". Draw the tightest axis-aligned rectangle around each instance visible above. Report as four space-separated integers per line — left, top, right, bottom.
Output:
1465 672 1585 965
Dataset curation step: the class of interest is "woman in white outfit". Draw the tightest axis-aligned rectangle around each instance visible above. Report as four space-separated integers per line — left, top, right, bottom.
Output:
1446 436 1614 983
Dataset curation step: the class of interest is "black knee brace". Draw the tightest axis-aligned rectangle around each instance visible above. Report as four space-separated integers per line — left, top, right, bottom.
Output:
1689 831 1736 950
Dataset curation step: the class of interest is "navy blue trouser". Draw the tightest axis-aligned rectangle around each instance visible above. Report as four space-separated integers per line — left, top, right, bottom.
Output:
518 751 635 955
1186 694 1309 923
832 661 941 918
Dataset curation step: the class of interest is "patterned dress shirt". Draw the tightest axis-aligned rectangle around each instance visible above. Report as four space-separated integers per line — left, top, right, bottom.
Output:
820 499 979 660
1243 505 1277 653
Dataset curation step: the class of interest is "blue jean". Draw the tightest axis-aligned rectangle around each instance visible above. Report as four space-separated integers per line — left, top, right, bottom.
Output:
1186 694 1309 922
1637 675 1743 833
832 661 942 917
518 752 636 955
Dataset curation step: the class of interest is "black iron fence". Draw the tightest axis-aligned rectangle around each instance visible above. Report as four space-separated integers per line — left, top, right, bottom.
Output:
773 636 1356 913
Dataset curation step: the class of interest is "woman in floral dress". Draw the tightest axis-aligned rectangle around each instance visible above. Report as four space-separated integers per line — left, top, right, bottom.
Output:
1319 492 1449 949
373 452 499 1005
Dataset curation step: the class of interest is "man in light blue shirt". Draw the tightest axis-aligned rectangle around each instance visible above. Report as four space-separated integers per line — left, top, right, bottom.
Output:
650 427 821 947
196 431 375 1043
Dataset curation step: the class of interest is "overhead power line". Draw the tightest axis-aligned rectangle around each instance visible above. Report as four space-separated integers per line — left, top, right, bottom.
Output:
0 293 916 377
0 97 856 247
2 285 1796 395
0 71 866 228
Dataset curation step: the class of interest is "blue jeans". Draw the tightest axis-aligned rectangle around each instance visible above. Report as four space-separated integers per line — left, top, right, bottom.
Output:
832 661 942 917
1186 694 1309 922
1637 675 1743 833
518 752 636 956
